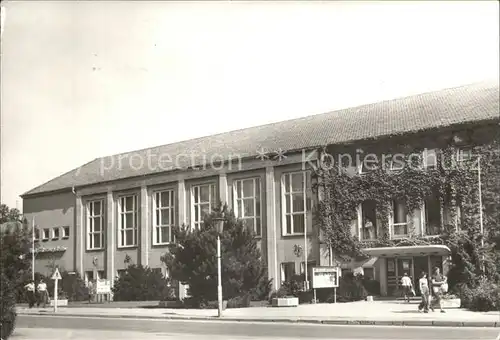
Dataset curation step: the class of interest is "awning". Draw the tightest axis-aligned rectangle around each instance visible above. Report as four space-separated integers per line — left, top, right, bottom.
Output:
362 245 451 257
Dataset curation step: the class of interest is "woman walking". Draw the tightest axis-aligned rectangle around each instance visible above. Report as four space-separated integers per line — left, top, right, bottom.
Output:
418 272 430 313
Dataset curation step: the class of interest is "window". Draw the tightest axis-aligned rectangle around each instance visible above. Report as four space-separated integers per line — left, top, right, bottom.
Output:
62 226 70 239
52 227 60 240
87 200 105 250
154 190 175 245
281 262 295 283
456 148 473 163
424 192 441 235
42 228 50 241
423 149 438 169
192 183 217 229
360 200 377 240
282 171 311 235
391 200 409 237
234 178 262 236
119 195 138 247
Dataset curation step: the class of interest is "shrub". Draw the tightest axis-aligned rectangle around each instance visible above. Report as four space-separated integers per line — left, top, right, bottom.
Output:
460 278 500 312
249 275 273 301
0 272 16 340
1 219 32 339
227 294 251 308
34 271 89 302
112 264 173 301
162 205 269 304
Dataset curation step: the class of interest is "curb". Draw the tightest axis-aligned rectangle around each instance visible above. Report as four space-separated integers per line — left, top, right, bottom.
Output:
17 312 499 328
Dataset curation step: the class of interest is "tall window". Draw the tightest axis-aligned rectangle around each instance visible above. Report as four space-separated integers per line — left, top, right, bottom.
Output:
87 200 104 250
282 171 310 235
154 190 175 245
360 200 377 240
424 192 441 235
192 183 217 229
234 178 262 236
119 195 138 247
391 200 408 237
456 148 473 164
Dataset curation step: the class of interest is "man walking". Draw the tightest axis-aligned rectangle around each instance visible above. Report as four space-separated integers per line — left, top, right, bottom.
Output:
431 267 446 313
400 272 413 303
24 280 36 308
37 278 48 308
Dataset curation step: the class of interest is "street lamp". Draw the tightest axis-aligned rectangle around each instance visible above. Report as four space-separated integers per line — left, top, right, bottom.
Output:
213 216 224 318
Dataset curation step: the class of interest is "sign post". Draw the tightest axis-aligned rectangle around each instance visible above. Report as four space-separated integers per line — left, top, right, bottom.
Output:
51 268 62 312
312 267 340 303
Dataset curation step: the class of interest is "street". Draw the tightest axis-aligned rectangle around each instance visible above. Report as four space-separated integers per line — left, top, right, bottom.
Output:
13 315 500 340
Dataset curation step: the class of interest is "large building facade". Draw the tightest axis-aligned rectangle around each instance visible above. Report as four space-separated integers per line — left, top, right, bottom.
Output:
22 81 499 297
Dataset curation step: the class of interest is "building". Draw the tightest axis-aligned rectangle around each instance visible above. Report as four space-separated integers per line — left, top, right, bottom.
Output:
21 81 499 297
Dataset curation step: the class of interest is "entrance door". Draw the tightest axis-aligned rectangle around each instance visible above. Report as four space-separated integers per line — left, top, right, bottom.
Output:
397 258 413 284
413 256 428 296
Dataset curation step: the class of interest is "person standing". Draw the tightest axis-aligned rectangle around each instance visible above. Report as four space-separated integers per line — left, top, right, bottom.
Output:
24 280 36 308
431 267 446 313
37 278 48 308
418 272 430 313
400 272 413 303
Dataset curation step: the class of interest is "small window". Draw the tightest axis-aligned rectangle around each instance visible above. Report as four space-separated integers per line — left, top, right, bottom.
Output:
52 227 60 240
62 226 70 239
42 228 50 241
34 228 40 241
457 148 473 163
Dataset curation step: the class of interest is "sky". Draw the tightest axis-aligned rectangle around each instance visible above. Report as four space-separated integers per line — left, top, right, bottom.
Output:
1 1 499 211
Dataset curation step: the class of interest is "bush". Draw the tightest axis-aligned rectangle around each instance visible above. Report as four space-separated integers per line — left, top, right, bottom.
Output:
112 264 173 301
227 294 251 308
34 271 89 302
163 205 269 304
1 219 32 339
249 275 273 301
460 278 500 312
0 273 17 340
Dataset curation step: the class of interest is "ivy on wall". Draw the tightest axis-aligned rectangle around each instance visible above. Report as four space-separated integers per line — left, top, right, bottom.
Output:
312 127 500 276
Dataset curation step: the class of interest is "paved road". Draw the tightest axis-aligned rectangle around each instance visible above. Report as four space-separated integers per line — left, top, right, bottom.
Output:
14 315 500 340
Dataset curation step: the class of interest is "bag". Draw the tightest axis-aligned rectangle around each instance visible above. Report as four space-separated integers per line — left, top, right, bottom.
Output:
441 283 448 293
432 286 439 294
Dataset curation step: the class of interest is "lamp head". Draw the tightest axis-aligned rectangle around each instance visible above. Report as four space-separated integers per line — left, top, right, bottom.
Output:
213 217 224 234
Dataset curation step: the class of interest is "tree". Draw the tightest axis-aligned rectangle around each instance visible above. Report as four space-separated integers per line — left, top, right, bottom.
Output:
161 204 271 305
112 264 173 301
0 204 22 224
0 205 31 339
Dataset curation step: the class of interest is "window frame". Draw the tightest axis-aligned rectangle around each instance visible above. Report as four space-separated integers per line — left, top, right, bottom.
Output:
357 201 378 241
51 227 60 240
423 194 442 236
42 228 50 241
390 199 409 238
190 183 217 229
62 226 70 239
153 189 176 245
118 194 139 248
281 171 311 236
233 177 262 237
87 199 105 250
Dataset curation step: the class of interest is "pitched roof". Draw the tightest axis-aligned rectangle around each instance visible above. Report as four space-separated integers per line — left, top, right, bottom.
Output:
22 81 500 197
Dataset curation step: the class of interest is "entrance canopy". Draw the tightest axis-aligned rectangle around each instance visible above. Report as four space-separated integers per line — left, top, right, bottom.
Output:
362 245 451 257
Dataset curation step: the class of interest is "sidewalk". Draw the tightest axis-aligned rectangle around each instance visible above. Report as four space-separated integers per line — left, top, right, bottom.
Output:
17 300 500 327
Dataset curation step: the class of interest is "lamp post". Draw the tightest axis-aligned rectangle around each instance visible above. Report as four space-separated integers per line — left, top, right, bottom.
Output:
213 216 224 318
